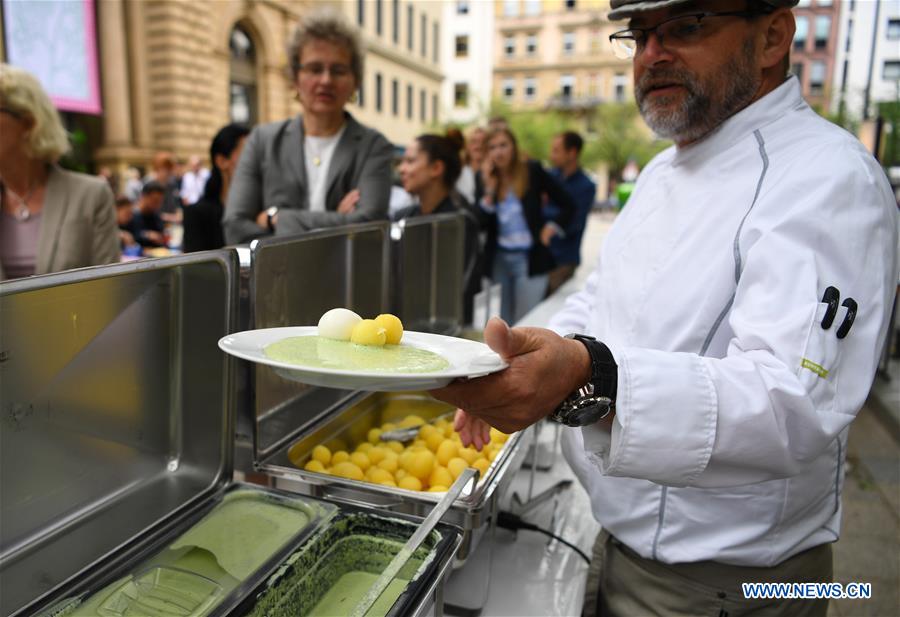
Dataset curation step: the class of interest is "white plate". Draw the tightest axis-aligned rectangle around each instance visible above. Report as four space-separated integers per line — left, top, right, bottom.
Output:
218 327 508 391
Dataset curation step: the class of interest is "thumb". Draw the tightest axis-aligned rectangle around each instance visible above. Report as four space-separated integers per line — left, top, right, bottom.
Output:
483 317 532 360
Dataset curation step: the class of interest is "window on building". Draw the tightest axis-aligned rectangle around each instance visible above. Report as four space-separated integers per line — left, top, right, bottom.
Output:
357 0 364 26
376 0 383 35
457 0 469 14
526 34 538 55
503 0 519 17
420 88 426 122
794 16 808 51
393 0 399 43
505 35 516 57
846 18 853 51
454 82 468 107
392 78 399 115
502 78 515 102
613 72 627 102
456 35 469 57
421 15 427 57
560 74 575 100
407 5 414 51
589 72 601 97
884 60 900 81
229 25 258 125
524 76 537 101
809 61 826 95
525 0 540 16
563 31 575 55
376 73 383 112
566 0 577 8
590 28 602 53
433 23 439 62
433 93 438 123
887 19 900 40
791 62 804 86
814 15 831 50
407 84 413 119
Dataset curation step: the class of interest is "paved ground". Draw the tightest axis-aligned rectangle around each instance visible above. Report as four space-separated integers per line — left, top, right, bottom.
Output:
578 211 900 616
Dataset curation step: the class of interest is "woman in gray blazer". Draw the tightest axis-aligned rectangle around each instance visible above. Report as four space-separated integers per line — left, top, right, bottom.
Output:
0 64 119 280
223 9 393 244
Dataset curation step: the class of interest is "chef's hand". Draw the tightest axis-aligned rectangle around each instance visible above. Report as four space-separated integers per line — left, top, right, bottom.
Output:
430 318 591 437
337 189 360 214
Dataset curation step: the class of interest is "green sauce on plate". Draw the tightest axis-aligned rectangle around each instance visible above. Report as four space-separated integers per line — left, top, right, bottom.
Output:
264 336 450 373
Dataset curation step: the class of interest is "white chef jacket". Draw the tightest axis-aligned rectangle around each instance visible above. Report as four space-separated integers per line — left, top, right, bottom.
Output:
550 77 899 567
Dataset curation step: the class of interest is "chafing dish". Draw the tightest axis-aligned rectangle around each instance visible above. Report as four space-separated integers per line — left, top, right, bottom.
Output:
0 251 459 617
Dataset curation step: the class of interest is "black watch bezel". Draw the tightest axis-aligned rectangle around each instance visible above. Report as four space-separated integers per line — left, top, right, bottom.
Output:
549 334 617 427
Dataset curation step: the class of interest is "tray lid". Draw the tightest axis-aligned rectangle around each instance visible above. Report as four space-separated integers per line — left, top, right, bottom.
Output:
0 251 239 616
245 222 391 466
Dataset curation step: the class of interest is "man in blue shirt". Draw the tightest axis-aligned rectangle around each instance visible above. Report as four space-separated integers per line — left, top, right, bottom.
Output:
545 131 597 294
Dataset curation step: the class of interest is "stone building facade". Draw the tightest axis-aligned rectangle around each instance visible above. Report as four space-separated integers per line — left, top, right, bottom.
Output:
1 0 443 178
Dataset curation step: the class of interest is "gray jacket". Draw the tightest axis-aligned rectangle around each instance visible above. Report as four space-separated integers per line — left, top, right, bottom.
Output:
222 113 393 244
0 165 119 280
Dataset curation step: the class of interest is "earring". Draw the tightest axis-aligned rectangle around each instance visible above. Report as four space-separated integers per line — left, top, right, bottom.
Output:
349 92 358 104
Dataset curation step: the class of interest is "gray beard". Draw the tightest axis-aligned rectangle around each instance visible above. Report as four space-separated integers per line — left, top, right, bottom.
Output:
636 40 760 144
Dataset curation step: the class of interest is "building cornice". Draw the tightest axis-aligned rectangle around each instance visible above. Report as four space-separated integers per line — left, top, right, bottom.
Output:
495 58 630 72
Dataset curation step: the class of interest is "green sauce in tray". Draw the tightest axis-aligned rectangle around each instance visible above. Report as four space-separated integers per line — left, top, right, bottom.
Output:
264 336 450 373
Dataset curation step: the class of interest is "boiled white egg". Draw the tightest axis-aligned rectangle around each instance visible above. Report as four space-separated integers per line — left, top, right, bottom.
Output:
318 308 362 341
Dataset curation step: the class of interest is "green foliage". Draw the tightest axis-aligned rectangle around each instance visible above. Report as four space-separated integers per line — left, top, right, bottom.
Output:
478 99 669 181
877 99 900 167
583 102 670 179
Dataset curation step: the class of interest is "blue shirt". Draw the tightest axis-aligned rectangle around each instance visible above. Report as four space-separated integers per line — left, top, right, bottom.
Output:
545 168 596 266
491 190 532 251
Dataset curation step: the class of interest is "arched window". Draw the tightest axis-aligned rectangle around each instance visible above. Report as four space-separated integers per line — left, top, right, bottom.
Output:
229 25 258 125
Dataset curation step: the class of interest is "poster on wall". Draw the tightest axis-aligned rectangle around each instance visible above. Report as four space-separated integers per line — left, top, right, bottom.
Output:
2 0 102 115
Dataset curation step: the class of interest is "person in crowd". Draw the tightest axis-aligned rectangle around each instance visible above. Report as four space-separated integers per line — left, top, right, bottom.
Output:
455 126 486 205
97 165 117 194
124 181 167 248
396 134 485 324
149 152 182 223
545 131 597 294
182 124 250 252
431 1 898 616
476 127 575 324
180 155 211 206
123 166 143 203
0 64 119 280
115 196 138 251
223 8 393 243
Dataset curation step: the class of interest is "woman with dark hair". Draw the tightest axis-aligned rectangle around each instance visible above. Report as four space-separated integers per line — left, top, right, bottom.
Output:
182 123 250 252
396 134 484 324
477 127 575 323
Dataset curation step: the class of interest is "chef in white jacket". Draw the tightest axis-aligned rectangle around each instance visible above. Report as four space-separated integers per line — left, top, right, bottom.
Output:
431 0 900 615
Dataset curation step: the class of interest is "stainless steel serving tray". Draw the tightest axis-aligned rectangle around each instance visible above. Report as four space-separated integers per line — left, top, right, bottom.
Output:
0 252 239 617
256 391 530 566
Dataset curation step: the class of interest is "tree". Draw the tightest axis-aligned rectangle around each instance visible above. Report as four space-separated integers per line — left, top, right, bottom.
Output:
583 102 669 181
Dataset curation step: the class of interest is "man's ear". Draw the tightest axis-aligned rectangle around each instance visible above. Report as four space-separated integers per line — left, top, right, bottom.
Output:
759 8 795 70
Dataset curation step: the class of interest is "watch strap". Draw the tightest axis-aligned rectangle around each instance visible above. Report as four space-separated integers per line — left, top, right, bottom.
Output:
571 335 617 403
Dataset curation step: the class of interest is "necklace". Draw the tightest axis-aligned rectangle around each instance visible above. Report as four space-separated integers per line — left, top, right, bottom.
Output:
305 137 324 167
4 185 36 221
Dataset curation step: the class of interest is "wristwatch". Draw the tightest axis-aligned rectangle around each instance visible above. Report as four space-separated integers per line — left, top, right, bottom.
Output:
266 206 279 232
550 334 617 427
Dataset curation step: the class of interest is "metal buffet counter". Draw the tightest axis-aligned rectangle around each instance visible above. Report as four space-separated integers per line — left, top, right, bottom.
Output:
0 213 550 616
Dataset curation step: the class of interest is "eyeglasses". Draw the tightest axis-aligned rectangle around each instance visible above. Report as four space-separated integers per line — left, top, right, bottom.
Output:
298 63 353 79
609 10 765 59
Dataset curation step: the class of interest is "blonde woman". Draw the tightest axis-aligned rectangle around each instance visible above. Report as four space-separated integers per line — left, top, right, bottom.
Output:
223 9 393 243
0 64 118 280
477 127 575 323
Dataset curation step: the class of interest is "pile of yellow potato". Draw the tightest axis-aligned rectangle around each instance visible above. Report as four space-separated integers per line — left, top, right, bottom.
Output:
298 414 509 493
